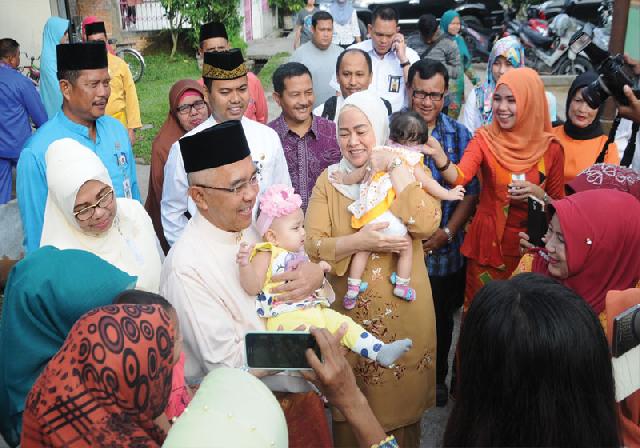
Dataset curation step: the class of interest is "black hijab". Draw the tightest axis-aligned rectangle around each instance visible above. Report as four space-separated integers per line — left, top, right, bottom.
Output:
563 71 605 140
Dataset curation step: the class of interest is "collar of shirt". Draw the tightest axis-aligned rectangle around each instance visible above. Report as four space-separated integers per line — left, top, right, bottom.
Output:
0 61 13 70
432 112 458 138
272 113 318 140
57 111 99 141
358 39 399 62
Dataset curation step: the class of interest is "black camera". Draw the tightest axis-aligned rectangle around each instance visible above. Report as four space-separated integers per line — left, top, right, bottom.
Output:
612 304 640 357
569 24 639 110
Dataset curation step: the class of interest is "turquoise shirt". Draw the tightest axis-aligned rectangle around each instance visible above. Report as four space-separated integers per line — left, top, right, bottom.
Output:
17 111 140 253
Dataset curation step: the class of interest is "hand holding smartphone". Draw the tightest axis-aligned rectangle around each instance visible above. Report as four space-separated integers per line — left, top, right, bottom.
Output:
245 331 321 370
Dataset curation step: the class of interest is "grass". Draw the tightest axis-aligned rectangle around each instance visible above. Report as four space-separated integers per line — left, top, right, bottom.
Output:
133 52 200 163
258 52 291 89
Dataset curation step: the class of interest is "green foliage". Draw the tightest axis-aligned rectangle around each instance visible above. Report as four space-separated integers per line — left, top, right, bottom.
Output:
132 52 200 163
268 0 305 13
257 51 290 89
158 0 246 56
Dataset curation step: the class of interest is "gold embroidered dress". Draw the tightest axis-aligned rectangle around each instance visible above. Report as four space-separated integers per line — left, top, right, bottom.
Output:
305 169 441 436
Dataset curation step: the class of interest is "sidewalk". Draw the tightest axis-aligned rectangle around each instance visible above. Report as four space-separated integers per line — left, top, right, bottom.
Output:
247 32 294 61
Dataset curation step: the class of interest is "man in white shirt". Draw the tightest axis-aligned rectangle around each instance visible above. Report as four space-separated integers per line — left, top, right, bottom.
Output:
313 48 392 122
161 49 291 246
340 7 419 113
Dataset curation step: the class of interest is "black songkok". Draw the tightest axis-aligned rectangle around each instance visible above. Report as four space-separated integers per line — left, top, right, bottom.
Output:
84 21 107 37
56 42 108 71
200 21 228 43
202 48 247 80
180 120 250 173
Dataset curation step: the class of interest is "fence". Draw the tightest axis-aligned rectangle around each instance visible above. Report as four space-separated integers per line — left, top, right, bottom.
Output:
119 0 189 31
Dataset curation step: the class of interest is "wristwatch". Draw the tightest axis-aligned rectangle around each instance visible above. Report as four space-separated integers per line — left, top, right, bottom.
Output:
443 227 454 243
400 60 410 68
389 157 403 171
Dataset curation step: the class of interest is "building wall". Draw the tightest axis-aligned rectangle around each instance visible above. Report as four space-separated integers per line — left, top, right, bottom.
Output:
0 0 61 58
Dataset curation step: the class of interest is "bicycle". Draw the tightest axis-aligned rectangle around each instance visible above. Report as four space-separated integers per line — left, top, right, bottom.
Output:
110 39 145 83
19 52 40 86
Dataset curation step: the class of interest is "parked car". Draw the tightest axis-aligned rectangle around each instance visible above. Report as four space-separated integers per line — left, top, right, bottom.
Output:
352 0 457 28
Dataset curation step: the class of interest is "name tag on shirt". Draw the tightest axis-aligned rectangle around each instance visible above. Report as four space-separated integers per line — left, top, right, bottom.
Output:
388 75 402 93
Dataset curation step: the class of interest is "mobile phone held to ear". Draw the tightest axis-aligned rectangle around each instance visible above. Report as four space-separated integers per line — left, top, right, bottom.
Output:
245 331 321 370
527 196 548 247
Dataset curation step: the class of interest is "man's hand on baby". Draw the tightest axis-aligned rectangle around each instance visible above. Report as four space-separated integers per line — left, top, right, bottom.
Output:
236 242 255 267
270 261 325 302
445 185 465 201
422 136 444 157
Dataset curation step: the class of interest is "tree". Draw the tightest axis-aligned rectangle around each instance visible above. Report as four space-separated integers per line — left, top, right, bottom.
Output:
159 0 244 58
159 0 188 58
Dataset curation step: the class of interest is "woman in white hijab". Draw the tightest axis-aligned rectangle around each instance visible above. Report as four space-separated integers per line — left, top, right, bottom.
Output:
40 138 162 292
304 90 442 446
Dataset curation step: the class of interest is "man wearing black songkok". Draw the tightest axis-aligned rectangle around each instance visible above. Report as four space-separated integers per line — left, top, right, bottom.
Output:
17 42 140 253
196 21 268 124
161 46 291 246
160 121 327 426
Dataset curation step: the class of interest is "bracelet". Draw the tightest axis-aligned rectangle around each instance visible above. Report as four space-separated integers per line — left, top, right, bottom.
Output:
443 226 454 243
436 158 451 172
542 192 550 205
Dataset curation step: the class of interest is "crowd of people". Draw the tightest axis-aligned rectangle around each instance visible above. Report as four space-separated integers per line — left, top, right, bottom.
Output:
1 2 640 447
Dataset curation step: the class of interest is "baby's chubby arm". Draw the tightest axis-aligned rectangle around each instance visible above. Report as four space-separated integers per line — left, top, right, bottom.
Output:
329 165 368 185
237 243 271 295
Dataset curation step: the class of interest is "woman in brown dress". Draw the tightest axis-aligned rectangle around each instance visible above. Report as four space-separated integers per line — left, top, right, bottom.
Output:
305 90 442 447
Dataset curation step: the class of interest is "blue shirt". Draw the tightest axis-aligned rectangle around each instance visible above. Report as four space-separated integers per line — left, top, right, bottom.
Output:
17 111 140 253
0 64 47 160
426 113 480 276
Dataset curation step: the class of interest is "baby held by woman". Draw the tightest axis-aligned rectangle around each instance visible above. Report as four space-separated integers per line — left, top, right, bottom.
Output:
330 111 465 309
236 185 412 367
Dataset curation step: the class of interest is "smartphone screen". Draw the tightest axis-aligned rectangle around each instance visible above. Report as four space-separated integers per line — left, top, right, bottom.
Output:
527 196 548 247
245 332 321 370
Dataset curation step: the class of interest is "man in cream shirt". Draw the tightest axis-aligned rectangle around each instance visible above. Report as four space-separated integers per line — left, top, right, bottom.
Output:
160 120 324 380
161 48 290 246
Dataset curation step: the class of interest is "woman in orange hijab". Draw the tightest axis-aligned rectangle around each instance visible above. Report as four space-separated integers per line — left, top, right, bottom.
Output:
426 67 565 307
144 80 209 254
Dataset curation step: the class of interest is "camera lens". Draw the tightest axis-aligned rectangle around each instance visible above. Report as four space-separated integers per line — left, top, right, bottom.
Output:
581 78 607 110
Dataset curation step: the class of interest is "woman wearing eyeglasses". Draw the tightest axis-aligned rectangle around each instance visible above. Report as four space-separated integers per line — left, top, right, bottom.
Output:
424 67 565 308
40 138 162 292
146 80 210 253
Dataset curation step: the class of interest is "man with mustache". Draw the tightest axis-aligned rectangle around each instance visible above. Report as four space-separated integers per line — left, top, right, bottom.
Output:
407 59 479 406
313 48 392 122
268 62 340 211
161 49 291 246
17 42 140 253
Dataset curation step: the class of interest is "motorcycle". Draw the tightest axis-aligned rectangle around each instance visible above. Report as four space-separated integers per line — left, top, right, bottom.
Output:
516 13 593 75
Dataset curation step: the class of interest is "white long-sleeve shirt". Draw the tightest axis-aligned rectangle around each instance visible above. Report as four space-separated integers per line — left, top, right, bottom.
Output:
615 118 640 173
161 116 291 246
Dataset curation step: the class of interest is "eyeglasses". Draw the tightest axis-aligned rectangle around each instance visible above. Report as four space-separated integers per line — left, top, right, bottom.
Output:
74 188 114 221
412 90 445 101
176 100 207 116
195 172 260 195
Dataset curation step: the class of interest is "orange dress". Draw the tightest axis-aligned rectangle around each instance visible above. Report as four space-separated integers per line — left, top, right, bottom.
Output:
552 125 619 183
452 133 565 306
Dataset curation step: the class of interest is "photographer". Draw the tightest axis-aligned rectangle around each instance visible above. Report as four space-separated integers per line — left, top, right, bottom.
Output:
617 55 640 123
615 56 640 172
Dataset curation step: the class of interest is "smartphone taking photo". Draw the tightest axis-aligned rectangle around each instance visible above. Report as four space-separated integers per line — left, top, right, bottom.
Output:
245 331 321 371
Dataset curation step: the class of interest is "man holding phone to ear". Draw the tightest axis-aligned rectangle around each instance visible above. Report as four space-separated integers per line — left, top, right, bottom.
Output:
344 7 419 113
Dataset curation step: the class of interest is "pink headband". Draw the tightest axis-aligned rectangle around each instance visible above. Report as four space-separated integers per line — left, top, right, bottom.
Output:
255 185 302 236
179 89 203 102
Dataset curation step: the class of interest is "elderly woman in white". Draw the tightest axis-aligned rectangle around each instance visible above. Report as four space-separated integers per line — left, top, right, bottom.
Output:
40 138 162 292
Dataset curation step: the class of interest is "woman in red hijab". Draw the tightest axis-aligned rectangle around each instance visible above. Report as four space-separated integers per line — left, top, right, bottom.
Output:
144 80 209 253
21 304 177 447
426 67 565 308
530 189 640 318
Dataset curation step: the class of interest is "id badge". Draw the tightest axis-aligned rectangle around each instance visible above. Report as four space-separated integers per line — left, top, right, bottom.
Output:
123 178 132 199
388 75 401 93
117 152 128 167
